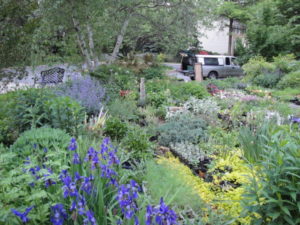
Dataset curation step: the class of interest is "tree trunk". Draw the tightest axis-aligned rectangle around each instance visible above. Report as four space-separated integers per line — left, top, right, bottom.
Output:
87 24 100 68
228 18 234 56
108 16 131 64
72 17 93 71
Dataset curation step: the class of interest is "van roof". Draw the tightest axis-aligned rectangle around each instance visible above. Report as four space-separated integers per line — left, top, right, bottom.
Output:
195 55 235 58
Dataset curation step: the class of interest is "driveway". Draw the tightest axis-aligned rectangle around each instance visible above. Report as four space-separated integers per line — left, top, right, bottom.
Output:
164 63 191 82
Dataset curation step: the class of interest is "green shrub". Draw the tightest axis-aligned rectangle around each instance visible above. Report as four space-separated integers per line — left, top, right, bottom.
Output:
141 66 165 80
107 98 139 122
158 115 207 147
147 91 168 107
45 96 85 135
242 56 276 81
91 64 136 90
146 78 171 92
277 70 300 89
145 160 202 210
11 88 55 133
171 82 209 101
0 91 18 145
272 54 296 73
242 127 300 224
11 127 71 160
121 126 151 159
3 89 85 139
103 117 128 140
252 72 282 88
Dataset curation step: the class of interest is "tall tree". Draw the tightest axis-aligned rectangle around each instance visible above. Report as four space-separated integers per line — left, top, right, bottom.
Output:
107 0 217 63
0 0 39 69
218 0 256 55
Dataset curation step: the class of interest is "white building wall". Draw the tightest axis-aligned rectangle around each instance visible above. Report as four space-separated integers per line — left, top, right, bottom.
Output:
198 21 229 55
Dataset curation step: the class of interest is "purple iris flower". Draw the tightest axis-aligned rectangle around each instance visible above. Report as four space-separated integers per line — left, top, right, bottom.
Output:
50 204 68 225
68 138 77 151
108 150 120 165
70 195 86 216
116 180 140 220
100 163 117 179
83 210 97 225
85 147 99 169
100 138 109 158
145 198 177 225
73 153 81 164
62 175 78 198
291 116 300 124
74 172 83 183
81 175 94 195
44 169 56 188
11 206 33 223
59 170 69 182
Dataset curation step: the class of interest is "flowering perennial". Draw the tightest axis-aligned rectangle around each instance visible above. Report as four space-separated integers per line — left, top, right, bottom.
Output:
11 206 34 223
145 198 177 225
50 204 68 225
117 180 140 221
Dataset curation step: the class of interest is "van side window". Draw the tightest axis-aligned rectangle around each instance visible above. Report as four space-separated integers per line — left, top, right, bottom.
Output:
204 58 219 65
225 57 231 65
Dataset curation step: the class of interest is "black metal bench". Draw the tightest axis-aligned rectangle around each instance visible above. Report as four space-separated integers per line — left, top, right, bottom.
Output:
40 67 65 86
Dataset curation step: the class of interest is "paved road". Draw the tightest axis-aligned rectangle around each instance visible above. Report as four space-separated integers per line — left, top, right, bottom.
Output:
164 63 191 82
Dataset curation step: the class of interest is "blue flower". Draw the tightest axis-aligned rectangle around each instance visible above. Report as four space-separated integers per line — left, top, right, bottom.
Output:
81 175 94 195
50 204 68 225
85 147 99 169
108 150 120 165
74 172 83 183
70 195 87 216
83 210 97 225
11 206 33 223
44 168 56 188
68 138 77 151
145 198 177 225
59 170 69 182
100 163 117 179
61 175 78 198
72 153 81 164
116 180 140 220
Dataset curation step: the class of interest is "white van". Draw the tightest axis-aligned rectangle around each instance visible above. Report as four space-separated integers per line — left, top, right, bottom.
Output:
181 54 244 79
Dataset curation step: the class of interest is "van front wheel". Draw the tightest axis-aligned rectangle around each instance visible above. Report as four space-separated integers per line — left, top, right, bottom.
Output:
208 71 218 79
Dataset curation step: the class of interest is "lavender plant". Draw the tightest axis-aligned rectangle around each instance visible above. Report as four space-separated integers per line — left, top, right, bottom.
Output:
56 75 106 115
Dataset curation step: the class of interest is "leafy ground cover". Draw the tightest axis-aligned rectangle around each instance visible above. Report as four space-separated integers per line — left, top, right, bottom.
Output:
1 56 300 225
